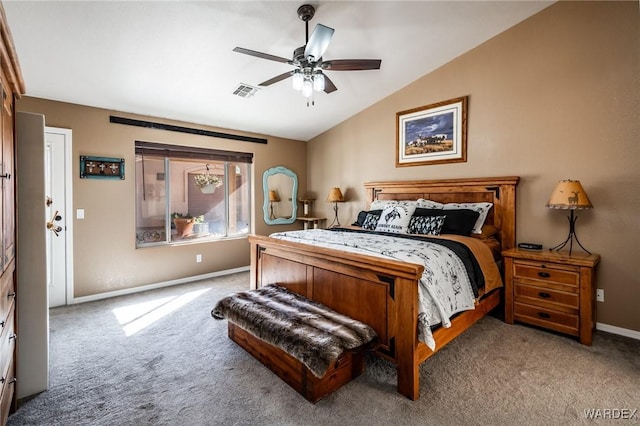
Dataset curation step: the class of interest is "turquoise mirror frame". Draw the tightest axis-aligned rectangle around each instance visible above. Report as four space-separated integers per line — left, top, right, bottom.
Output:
263 166 298 225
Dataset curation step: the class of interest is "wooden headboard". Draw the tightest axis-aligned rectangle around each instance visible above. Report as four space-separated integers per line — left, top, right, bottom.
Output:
363 176 520 251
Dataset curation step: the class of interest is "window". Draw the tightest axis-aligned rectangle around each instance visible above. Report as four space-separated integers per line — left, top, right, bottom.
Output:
135 141 252 247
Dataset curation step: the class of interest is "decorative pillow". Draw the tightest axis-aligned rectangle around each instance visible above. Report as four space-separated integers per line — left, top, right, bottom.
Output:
369 200 417 211
375 202 417 234
362 212 381 230
408 215 446 235
413 208 480 236
416 198 444 209
369 199 398 210
352 210 382 227
443 202 493 234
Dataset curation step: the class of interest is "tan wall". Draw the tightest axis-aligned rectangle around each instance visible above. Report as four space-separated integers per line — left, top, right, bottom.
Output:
16 97 306 298
307 2 639 332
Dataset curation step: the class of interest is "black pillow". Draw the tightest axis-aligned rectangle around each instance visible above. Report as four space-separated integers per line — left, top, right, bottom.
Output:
352 209 382 227
413 208 480 236
362 212 382 230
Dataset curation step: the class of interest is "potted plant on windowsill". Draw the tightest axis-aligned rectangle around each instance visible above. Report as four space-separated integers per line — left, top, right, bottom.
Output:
172 213 206 237
194 172 222 194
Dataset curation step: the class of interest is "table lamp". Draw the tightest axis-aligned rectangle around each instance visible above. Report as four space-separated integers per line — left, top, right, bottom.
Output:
268 190 280 220
327 187 344 227
546 179 593 255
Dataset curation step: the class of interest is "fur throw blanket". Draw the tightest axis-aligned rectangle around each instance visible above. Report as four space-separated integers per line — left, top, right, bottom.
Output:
212 285 378 378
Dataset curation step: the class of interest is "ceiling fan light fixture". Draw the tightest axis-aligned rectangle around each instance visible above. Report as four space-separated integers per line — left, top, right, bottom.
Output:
233 3 381 106
292 70 303 91
302 79 313 98
313 71 325 92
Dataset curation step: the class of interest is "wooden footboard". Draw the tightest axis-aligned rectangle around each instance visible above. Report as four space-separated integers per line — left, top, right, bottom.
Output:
250 234 425 399
250 176 518 400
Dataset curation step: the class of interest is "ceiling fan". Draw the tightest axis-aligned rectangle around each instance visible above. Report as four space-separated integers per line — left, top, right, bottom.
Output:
233 4 381 105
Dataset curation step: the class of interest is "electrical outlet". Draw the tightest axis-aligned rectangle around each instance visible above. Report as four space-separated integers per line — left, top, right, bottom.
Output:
196 254 202 263
596 289 604 302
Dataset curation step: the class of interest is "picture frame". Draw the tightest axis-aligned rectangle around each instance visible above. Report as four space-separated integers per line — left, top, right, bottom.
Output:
80 155 125 179
396 96 467 167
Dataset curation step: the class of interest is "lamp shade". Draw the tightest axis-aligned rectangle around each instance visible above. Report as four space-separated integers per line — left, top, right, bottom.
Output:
327 187 344 203
546 179 593 210
268 190 280 202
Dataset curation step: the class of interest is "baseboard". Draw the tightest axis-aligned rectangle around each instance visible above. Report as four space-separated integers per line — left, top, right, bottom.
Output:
596 322 640 341
71 266 250 304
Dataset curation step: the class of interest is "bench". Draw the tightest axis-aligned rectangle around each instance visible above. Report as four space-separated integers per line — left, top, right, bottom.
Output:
212 284 378 402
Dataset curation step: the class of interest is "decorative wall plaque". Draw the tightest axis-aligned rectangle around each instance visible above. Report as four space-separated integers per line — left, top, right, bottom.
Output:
80 156 125 179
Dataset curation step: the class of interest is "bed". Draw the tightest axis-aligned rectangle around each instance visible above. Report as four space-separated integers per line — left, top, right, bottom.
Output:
248 176 519 400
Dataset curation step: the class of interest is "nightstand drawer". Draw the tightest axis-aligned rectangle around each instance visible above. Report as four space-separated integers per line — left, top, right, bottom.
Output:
514 302 579 335
514 282 579 312
513 260 579 290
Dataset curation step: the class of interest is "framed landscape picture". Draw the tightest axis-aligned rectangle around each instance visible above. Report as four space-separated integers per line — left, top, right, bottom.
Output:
396 96 467 167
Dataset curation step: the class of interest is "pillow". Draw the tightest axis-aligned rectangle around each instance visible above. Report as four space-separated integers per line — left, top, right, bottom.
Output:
470 224 499 240
352 210 382 227
362 212 381 230
413 208 480 236
369 199 398 210
374 202 417 234
443 202 493 234
369 199 417 211
416 198 444 209
408 215 446 235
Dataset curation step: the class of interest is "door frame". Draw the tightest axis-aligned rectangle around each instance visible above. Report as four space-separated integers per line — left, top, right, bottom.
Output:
45 126 74 305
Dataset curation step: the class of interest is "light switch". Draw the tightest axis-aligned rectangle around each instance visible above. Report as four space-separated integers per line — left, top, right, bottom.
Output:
76 209 85 219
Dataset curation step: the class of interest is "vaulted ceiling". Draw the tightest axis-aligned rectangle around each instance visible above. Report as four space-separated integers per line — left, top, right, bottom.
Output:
3 1 552 141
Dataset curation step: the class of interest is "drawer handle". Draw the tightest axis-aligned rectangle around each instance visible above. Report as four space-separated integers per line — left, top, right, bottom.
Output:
9 378 16 385
8 333 16 342
537 272 551 278
537 312 551 319
538 292 552 299
0 321 4 328
7 291 15 299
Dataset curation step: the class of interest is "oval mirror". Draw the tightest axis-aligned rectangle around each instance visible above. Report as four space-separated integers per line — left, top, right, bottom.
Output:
263 166 298 225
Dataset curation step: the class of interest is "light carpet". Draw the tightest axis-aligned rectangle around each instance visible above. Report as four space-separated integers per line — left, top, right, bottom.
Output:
8 272 640 425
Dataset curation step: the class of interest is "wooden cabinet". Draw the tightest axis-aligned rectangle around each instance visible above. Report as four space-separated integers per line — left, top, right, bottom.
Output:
0 3 26 423
503 248 600 345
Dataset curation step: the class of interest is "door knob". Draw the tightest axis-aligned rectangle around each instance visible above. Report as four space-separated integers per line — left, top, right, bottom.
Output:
47 210 63 237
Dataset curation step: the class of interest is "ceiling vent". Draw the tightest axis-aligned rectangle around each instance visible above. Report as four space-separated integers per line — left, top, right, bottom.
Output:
232 83 260 98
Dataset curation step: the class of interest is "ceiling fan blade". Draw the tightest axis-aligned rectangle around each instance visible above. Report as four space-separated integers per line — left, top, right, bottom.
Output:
321 59 382 71
233 47 291 64
304 24 334 62
323 74 337 94
259 71 294 87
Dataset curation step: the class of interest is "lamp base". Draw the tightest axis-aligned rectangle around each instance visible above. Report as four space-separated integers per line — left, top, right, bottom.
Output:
549 210 590 256
328 202 341 228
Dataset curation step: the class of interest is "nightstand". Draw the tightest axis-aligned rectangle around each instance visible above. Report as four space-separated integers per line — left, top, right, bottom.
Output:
502 248 600 345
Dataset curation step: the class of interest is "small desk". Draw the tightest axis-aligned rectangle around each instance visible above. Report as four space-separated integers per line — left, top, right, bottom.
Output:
297 217 325 230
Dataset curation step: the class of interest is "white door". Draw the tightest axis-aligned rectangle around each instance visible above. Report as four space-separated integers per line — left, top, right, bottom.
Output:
45 127 73 307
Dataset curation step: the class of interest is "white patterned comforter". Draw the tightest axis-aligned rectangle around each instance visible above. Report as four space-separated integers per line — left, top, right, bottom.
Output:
269 229 477 350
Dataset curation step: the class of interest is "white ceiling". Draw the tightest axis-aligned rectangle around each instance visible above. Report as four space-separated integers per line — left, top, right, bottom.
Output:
3 1 552 142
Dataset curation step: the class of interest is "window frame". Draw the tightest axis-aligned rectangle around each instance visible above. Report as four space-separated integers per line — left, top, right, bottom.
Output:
135 141 253 248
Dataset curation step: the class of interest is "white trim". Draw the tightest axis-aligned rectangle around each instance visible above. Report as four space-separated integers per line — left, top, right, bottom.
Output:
72 266 250 304
596 322 640 341
45 126 74 306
